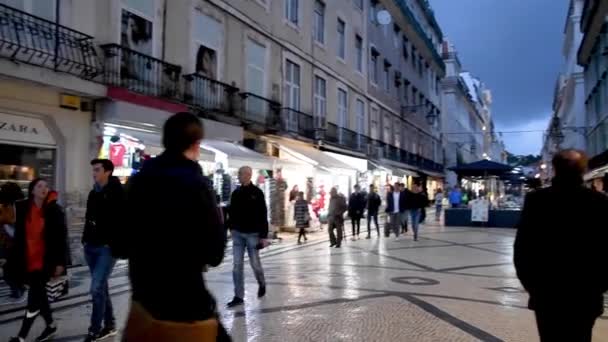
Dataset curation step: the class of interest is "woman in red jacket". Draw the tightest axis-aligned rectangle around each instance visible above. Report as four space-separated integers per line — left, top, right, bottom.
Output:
9 178 69 342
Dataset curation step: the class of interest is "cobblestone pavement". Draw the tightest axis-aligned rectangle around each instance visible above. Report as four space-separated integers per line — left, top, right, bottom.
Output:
2 220 608 341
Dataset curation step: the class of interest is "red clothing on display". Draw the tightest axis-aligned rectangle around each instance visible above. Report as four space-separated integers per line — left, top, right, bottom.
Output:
109 143 127 167
26 203 45 272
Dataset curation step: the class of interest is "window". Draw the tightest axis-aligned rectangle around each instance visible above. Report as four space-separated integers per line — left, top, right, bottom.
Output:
370 106 379 139
338 88 348 143
403 83 409 104
285 0 298 25
247 40 266 95
383 61 390 91
194 12 222 79
369 1 377 23
356 99 365 135
355 35 363 72
313 1 325 44
121 7 153 56
393 24 400 48
412 87 418 105
314 76 327 123
284 60 301 110
411 48 417 69
436 77 440 94
370 50 378 84
418 56 423 76
355 0 363 10
402 36 409 60
394 119 401 148
337 18 346 60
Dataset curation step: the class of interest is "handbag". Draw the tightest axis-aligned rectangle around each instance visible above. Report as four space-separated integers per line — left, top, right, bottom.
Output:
46 277 69 302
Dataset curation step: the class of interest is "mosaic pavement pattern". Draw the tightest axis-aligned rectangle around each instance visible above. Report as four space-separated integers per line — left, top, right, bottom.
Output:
1 221 608 341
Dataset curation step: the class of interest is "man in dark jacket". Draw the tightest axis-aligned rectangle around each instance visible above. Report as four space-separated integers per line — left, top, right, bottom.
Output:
385 183 407 238
82 159 125 341
123 112 228 340
348 185 366 240
366 184 381 238
514 149 608 342
227 166 269 308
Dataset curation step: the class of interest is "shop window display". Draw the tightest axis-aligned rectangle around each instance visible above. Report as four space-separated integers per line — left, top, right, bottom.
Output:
98 128 149 183
0 144 55 192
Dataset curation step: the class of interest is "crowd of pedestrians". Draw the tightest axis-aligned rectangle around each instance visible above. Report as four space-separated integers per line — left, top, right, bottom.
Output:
11 112 601 341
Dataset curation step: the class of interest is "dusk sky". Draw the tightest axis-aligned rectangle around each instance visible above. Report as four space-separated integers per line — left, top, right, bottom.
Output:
429 0 570 155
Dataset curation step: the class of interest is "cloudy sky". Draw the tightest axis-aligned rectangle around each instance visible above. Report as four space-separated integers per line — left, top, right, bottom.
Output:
429 0 569 155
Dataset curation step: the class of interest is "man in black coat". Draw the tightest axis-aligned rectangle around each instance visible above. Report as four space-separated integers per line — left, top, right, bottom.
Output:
226 166 269 308
385 183 407 238
348 185 366 239
514 149 608 342
123 112 228 340
366 184 381 238
82 159 125 341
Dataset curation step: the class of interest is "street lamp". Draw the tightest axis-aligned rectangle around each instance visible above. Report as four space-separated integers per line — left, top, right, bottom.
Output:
402 105 437 126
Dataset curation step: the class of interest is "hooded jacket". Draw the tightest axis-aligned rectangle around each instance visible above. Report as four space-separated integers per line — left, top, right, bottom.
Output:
11 191 69 283
83 176 125 250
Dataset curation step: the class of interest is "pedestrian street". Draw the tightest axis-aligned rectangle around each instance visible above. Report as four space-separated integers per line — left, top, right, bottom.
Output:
2 221 608 341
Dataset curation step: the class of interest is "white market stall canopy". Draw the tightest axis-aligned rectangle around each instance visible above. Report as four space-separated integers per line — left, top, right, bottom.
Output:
201 140 274 171
267 138 355 174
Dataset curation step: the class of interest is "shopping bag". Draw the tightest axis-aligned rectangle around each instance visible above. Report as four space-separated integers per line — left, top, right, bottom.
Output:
46 277 69 302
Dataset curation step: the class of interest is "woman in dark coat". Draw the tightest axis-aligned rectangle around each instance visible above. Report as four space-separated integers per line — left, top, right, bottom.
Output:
9 178 69 342
294 192 309 244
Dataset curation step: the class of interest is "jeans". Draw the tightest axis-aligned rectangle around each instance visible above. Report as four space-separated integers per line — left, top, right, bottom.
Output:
367 214 379 236
85 244 117 334
18 271 53 338
435 204 442 221
232 230 266 299
409 209 421 239
328 217 343 246
351 217 361 236
385 212 402 237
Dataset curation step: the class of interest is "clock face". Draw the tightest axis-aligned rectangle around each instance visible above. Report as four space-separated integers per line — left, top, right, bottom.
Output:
377 10 392 25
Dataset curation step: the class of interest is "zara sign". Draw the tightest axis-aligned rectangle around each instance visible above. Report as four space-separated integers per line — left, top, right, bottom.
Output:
0 112 55 146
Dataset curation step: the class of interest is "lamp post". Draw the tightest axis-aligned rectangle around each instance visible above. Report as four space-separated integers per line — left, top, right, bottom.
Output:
401 105 438 126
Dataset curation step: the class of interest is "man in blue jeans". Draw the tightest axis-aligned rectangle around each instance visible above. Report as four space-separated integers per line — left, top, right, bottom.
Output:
227 166 268 308
82 159 125 341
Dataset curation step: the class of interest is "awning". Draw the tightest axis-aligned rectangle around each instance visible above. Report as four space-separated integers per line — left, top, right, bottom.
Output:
584 165 608 181
267 138 354 172
201 140 274 170
395 168 420 178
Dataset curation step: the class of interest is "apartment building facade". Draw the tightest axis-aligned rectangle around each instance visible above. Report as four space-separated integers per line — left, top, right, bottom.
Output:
0 0 446 241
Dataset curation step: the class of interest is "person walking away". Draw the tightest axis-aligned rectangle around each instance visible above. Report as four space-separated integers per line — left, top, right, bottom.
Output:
123 112 229 341
327 187 347 248
294 192 309 244
226 166 269 308
9 179 69 342
385 184 405 239
449 187 462 208
434 189 444 221
514 149 608 342
348 185 366 240
366 185 381 238
0 182 26 301
82 159 125 341
408 184 428 241
398 183 410 234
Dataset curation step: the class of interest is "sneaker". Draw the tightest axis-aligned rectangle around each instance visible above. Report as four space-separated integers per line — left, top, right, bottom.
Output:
98 326 118 340
227 297 244 308
9 337 24 342
335 244 341 248
366 235 371 239
83 332 100 342
36 325 57 342
258 285 266 298
329 243 336 247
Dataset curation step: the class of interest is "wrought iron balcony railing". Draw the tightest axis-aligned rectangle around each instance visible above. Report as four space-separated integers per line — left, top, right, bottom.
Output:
101 44 181 99
183 73 238 115
0 3 101 78
281 108 315 139
239 92 281 128
324 123 369 152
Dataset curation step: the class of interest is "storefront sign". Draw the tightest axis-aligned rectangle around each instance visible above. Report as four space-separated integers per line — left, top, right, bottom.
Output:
59 94 81 110
0 112 55 146
471 198 490 222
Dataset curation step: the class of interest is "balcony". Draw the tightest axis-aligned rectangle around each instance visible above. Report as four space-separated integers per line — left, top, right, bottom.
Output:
183 73 238 115
0 3 101 78
101 44 181 99
325 123 369 152
239 92 281 128
281 108 315 139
